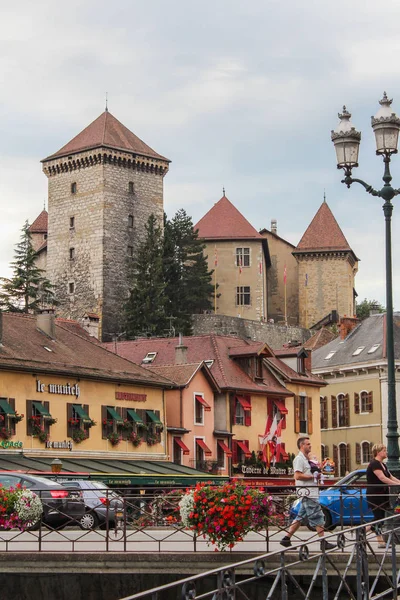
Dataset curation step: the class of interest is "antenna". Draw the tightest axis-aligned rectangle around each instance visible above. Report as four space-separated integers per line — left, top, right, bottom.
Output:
105 92 108 112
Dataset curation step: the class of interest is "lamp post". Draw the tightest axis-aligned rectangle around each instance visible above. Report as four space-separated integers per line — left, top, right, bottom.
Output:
51 458 63 481
331 92 400 474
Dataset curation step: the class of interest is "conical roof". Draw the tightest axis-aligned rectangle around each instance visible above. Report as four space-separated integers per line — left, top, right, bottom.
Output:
294 201 356 255
28 210 48 233
43 111 169 162
194 195 262 240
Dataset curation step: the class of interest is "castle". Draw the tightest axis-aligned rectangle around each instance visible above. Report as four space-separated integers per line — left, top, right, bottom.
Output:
31 110 357 340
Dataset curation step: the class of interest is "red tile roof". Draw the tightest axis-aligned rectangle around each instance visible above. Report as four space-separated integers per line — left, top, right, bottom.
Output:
304 328 337 351
0 313 172 387
147 362 219 390
266 357 325 387
43 111 169 162
29 210 48 233
103 334 292 396
294 201 356 255
228 342 274 358
194 196 263 240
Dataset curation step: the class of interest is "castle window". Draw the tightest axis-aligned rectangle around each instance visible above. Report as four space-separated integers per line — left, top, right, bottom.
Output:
43 234 48 241
127 245 134 257
128 181 134 194
236 286 251 306
69 282 75 294
69 248 75 260
70 216 75 229
128 215 134 227
71 182 77 194
236 248 250 267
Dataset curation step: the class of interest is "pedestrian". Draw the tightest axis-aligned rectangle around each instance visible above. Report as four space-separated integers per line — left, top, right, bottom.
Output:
366 443 400 547
280 436 335 550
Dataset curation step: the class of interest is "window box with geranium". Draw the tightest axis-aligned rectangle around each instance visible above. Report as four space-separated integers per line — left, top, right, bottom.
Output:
12 412 24 424
179 481 274 551
0 427 12 441
129 431 142 448
72 429 89 444
107 432 121 447
28 416 57 443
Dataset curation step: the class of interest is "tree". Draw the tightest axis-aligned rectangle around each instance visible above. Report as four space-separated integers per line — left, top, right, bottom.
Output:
356 298 385 321
163 209 214 335
0 221 56 313
125 215 169 338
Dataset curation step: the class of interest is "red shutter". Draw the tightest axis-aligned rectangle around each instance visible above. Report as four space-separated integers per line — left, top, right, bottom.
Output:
307 397 313 435
232 440 238 464
356 443 361 464
331 396 338 428
244 398 251 426
294 396 300 433
344 394 350 427
354 393 360 414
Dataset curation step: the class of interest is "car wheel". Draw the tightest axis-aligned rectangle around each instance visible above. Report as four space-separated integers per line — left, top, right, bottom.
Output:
79 510 99 530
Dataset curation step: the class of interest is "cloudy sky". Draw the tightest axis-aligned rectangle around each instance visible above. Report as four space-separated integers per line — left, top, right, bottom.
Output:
2 0 400 309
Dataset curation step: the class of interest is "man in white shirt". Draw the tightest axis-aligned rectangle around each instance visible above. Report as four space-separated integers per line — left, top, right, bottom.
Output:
280 436 335 550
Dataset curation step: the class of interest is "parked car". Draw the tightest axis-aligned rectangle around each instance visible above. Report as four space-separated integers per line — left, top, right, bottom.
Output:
289 469 374 530
0 472 85 530
59 479 124 530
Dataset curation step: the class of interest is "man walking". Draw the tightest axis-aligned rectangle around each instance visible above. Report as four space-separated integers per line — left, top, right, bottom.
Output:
280 436 335 550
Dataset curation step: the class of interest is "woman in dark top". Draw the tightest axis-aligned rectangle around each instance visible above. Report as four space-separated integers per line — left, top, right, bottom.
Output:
366 443 400 546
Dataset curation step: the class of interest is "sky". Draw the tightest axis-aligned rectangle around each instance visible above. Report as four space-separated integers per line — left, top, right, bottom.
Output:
1 0 400 309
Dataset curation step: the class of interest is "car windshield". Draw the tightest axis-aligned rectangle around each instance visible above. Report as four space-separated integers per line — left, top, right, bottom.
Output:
27 475 61 486
333 471 367 487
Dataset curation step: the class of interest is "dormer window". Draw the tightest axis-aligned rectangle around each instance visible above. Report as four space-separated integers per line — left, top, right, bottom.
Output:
368 344 380 354
325 350 336 360
142 352 157 364
204 360 214 368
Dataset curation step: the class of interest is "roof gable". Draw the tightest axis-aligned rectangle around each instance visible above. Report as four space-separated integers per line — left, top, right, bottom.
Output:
29 210 48 234
43 111 168 162
294 201 355 255
194 196 263 240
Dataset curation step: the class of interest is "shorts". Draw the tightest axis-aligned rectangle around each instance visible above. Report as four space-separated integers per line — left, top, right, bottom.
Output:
294 498 325 528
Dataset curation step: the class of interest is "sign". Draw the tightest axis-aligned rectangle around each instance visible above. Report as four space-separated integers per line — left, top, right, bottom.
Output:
45 440 73 451
115 392 147 402
241 464 294 477
0 440 23 449
36 379 80 398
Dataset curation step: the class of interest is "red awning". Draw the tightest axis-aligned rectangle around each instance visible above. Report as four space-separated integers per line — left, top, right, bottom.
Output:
236 396 251 411
195 395 211 411
196 439 212 456
274 399 288 414
236 441 251 458
217 440 232 456
174 438 190 455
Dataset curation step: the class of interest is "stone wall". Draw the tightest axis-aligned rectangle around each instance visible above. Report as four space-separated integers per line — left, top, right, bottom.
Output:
192 314 311 348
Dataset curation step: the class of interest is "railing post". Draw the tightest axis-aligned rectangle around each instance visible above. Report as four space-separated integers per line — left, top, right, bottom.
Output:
279 552 288 600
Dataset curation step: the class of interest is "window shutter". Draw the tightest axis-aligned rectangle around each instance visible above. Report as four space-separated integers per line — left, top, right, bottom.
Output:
333 444 338 476
294 395 300 433
8 398 16 435
232 398 236 426
354 393 360 414
356 443 361 464
331 396 338 428
26 400 33 435
307 396 313 435
44 401 50 434
67 403 73 438
84 404 90 439
244 398 251 426
321 396 328 429
101 405 107 439
324 445 329 459
345 443 350 473
344 394 350 427
232 440 238 464
367 391 373 412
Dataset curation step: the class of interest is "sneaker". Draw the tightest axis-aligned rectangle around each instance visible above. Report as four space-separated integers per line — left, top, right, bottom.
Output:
321 540 336 551
280 536 292 548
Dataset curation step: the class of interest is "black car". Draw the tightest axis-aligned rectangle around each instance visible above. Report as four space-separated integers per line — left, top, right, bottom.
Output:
0 472 85 530
60 479 124 530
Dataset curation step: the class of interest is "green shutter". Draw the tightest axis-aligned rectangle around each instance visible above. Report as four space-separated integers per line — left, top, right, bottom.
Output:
0 399 16 416
72 404 91 424
127 409 143 424
32 401 51 417
106 406 123 424
146 410 162 425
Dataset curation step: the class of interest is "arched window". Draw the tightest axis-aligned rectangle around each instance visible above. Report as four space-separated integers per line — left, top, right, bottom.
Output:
362 441 371 464
338 443 349 477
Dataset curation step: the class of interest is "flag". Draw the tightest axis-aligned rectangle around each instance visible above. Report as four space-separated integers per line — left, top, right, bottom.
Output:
274 418 284 463
283 265 287 285
214 246 218 267
305 273 308 287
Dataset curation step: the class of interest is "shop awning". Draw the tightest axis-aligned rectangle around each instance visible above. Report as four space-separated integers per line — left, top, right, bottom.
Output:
174 438 190 455
236 396 251 411
33 402 51 417
146 410 162 425
196 439 212 456
73 404 92 424
236 441 251 457
274 400 288 414
217 440 232 457
0 399 16 416
194 395 211 411
127 409 143 424
106 406 123 424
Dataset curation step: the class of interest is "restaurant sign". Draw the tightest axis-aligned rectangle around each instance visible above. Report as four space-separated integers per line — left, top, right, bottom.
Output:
36 379 80 398
45 440 73 451
115 392 147 402
241 465 294 477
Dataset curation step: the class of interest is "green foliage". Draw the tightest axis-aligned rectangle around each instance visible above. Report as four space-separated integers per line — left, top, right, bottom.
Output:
0 221 56 313
356 298 385 321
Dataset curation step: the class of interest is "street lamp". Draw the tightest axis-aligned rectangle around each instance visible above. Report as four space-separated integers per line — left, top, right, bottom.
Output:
331 93 400 474
51 458 63 481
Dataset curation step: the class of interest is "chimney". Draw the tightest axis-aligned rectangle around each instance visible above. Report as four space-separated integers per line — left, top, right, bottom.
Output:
339 315 359 340
304 349 311 372
37 308 56 339
175 334 188 365
271 219 277 235
80 313 100 339
369 304 381 317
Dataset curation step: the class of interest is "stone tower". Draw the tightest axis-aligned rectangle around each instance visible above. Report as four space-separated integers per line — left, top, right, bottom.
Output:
41 110 170 340
293 200 358 328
